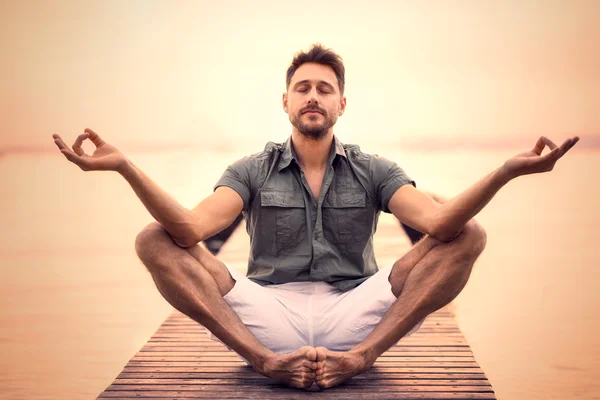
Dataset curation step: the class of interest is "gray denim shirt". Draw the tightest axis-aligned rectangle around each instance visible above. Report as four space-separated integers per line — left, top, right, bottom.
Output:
214 136 415 292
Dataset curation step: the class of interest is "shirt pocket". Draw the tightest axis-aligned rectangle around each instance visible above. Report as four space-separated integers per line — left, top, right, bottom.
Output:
260 190 307 246
322 190 371 244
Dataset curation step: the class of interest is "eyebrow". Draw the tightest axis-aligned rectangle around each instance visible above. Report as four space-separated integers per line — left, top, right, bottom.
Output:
293 79 336 91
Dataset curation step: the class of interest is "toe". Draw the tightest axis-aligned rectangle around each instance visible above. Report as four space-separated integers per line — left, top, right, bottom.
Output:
316 359 326 371
301 372 314 389
315 346 327 362
316 377 330 389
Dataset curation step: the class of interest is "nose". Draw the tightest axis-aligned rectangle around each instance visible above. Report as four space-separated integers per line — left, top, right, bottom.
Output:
307 87 319 104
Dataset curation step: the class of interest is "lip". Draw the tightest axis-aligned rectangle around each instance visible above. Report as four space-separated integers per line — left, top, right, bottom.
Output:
303 110 323 115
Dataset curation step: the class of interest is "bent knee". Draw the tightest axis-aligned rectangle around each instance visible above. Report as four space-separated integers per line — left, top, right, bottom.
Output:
460 219 487 256
135 222 170 262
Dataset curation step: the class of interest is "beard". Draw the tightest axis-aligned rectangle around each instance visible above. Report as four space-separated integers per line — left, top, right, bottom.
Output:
290 110 335 140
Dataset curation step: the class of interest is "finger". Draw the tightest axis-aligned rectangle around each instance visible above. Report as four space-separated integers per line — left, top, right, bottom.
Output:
53 134 70 151
555 136 580 160
72 132 90 156
60 148 82 165
542 136 558 152
565 136 580 153
84 128 106 147
554 138 574 159
303 360 318 369
532 136 545 155
559 138 572 153
60 149 92 170
539 146 561 163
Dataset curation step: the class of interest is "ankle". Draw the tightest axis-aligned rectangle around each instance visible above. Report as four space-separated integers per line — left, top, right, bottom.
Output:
349 347 377 370
250 349 277 375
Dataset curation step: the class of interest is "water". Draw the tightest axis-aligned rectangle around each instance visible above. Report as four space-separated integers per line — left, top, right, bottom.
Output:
0 147 598 399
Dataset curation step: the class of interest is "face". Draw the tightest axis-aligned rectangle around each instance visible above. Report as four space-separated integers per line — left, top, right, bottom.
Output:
283 62 346 140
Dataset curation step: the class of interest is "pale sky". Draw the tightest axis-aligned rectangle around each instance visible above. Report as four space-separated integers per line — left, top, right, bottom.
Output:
1 0 598 152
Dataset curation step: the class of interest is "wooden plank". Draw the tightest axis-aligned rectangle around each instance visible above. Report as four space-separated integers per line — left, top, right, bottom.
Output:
97 299 495 399
124 362 483 368
112 378 491 385
131 353 476 360
103 384 493 392
145 340 472 346
117 372 489 380
98 393 496 399
134 348 474 354
121 366 487 374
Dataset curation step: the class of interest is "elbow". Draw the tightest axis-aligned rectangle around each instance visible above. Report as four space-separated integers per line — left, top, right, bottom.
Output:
429 220 465 243
431 220 487 251
430 226 461 242
426 217 452 242
171 227 202 248
172 215 205 248
135 221 199 250
171 235 196 249
162 227 200 249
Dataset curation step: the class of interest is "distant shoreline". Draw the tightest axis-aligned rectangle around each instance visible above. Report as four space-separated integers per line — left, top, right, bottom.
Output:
2 135 599 156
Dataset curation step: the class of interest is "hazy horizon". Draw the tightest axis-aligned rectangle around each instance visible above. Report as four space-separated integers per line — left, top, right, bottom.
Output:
2 134 600 157
1 0 599 152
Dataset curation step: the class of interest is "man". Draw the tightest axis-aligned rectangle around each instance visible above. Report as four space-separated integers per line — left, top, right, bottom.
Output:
202 200 438 255
52 44 579 390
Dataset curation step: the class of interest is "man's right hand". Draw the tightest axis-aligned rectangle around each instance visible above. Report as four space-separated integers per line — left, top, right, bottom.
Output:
53 128 128 172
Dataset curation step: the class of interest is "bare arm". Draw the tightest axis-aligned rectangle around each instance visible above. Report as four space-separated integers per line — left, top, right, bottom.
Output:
389 135 579 241
53 128 243 247
119 161 243 246
389 168 508 241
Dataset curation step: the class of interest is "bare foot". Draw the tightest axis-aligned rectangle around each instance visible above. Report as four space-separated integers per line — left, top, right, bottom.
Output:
259 346 318 389
314 347 368 389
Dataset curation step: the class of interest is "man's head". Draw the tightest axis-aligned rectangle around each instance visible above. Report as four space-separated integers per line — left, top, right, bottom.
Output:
283 44 347 140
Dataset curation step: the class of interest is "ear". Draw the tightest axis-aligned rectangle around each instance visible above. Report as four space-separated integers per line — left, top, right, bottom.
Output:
339 95 347 116
282 92 288 113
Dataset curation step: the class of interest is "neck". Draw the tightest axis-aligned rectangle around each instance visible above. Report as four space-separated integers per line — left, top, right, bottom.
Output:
291 131 333 171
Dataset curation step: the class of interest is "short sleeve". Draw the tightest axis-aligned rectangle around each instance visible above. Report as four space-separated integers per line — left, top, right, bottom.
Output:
214 157 257 210
370 155 416 213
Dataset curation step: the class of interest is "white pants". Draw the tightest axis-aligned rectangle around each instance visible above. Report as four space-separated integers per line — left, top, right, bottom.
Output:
210 264 424 364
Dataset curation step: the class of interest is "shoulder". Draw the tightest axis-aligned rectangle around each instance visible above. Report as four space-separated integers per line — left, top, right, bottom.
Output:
229 141 282 171
342 143 396 172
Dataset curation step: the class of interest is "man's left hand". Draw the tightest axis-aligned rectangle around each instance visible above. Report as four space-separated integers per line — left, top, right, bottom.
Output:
502 136 580 179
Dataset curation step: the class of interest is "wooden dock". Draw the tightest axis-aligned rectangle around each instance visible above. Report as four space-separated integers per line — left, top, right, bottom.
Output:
96 307 495 399
96 220 496 399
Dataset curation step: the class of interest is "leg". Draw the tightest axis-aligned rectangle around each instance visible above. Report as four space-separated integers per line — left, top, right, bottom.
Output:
314 220 487 389
135 222 317 389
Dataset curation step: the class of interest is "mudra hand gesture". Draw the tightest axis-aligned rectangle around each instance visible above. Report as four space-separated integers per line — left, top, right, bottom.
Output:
503 136 580 179
52 128 127 172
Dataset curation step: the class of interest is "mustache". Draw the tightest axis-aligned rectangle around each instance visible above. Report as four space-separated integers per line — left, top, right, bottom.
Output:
301 106 325 115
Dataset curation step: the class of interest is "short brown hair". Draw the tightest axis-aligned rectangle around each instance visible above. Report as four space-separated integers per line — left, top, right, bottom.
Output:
286 44 346 94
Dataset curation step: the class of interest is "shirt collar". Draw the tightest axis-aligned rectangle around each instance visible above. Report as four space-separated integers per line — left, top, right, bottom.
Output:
278 135 347 172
